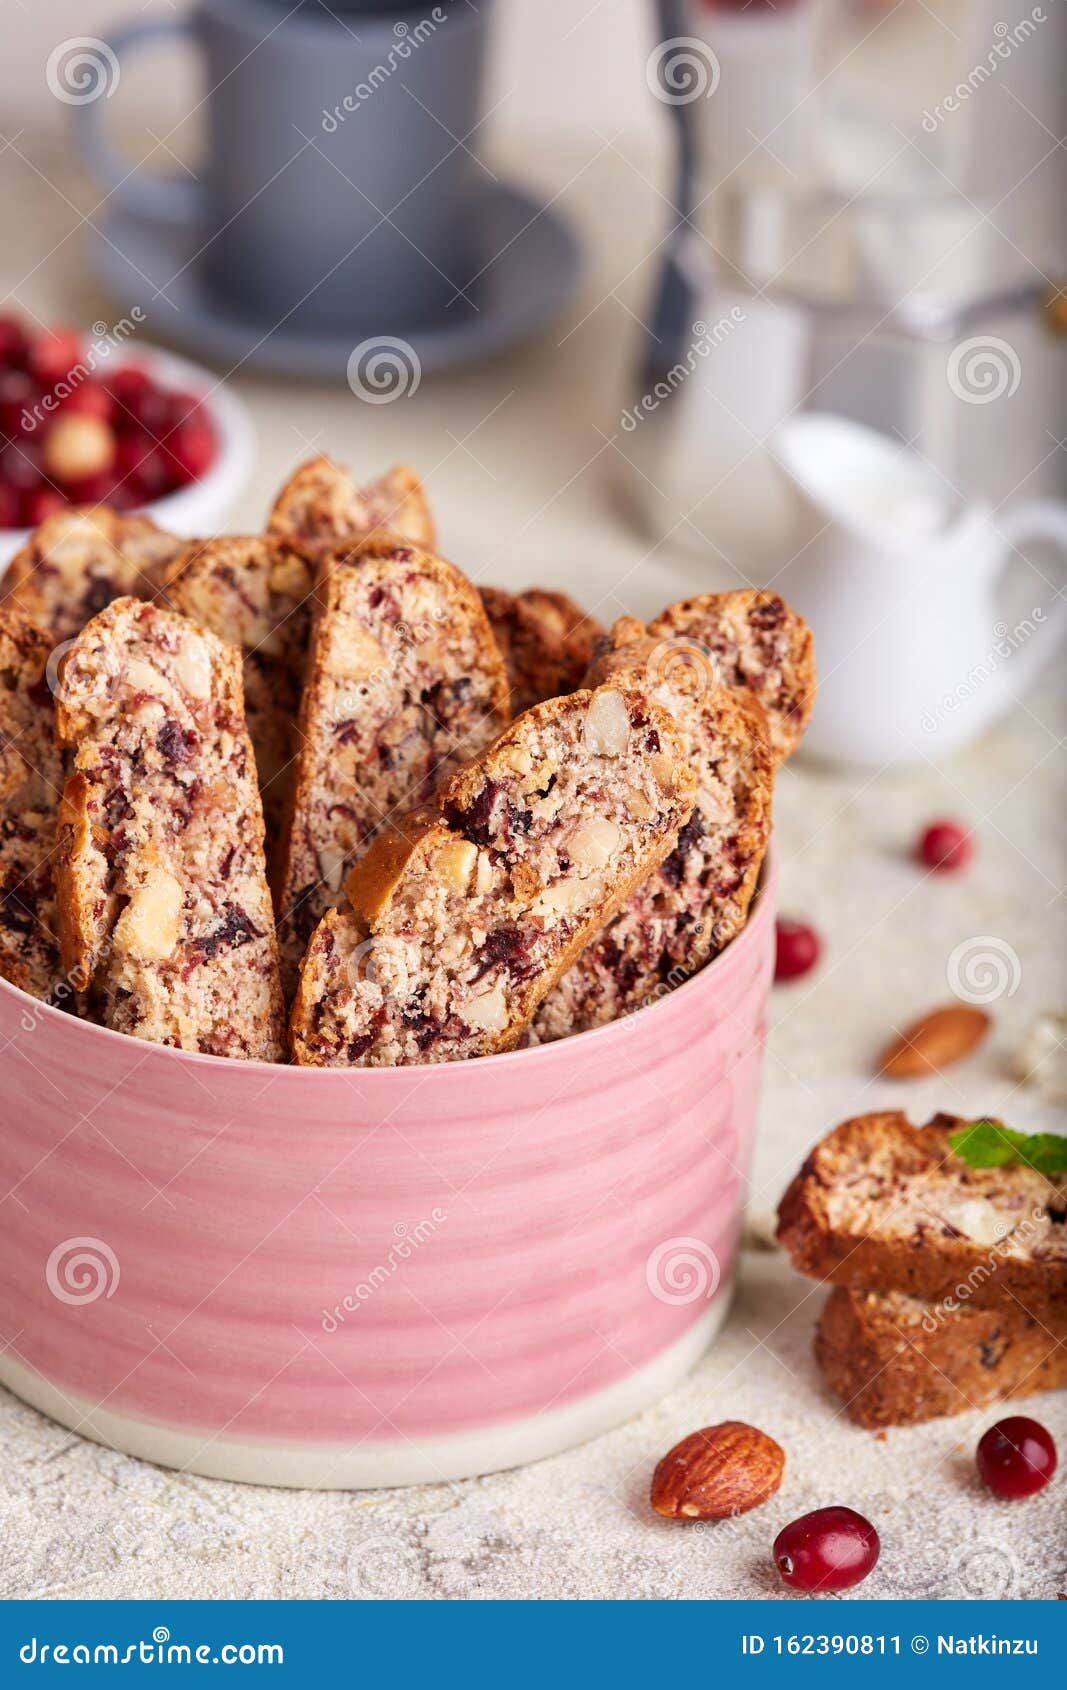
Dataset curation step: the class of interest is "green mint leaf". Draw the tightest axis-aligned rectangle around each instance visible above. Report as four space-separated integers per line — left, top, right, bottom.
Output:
949 1119 1067 1175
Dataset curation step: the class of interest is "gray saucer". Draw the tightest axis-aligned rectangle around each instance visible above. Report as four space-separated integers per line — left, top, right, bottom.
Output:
89 181 582 378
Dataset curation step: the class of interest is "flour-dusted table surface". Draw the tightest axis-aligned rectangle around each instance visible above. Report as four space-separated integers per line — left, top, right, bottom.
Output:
0 135 1064 1602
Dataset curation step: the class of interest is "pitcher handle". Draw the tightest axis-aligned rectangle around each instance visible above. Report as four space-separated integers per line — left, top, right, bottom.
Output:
992 499 1067 691
71 21 201 226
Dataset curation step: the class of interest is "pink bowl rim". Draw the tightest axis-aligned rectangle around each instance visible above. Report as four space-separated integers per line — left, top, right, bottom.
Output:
0 847 776 1084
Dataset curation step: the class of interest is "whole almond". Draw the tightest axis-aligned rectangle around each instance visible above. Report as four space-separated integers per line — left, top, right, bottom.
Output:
879 1004 990 1078
650 1421 785 1521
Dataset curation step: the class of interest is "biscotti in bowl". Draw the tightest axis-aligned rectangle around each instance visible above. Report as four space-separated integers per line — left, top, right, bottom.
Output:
0 453 807 1485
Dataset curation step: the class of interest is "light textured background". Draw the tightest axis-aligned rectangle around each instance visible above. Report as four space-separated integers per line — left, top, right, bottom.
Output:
0 0 1064 1602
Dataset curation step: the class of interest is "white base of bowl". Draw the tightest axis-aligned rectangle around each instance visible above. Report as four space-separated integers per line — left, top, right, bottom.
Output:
0 1298 728 1491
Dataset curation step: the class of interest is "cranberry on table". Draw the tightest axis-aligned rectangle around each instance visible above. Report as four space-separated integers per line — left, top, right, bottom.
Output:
774 918 821 982
773 1506 880 1593
976 1417 1057 1499
917 818 973 872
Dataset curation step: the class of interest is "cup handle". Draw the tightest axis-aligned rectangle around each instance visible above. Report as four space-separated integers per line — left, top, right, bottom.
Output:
992 499 1067 689
73 21 201 225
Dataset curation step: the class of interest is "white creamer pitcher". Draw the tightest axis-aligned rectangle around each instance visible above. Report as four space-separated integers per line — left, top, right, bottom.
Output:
770 414 1067 768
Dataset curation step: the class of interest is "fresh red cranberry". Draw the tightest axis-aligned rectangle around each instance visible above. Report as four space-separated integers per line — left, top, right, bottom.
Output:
0 482 21 527
27 327 83 387
0 440 42 491
976 1417 1057 1499
105 363 152 407
775 918 821 982
21 486 66 527
59 382 114 423
774 1506 880 1593
166 388 204 427
61 472 113 507
0 371 40 438
917 818 973 872
167 418 216 483
0 314 29 370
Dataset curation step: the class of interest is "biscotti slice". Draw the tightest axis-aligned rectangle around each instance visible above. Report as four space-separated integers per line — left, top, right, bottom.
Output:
276 535 511 991
776 1112 1066 1321
54 597 285 1059
162 537 314 872
267 456 435 561
291 685 697 1066
0 608 64 998
532 627 773 1041
480 586 602 713
2 507 184 640
648 590 815 762
816 1286 1067 1428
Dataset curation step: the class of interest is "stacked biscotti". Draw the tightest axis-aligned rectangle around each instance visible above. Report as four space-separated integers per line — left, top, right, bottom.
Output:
777 1112 1067 1426
0 453 816 1064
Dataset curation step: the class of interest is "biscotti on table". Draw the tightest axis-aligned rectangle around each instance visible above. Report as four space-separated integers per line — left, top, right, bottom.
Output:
2 507 185 639
54 597 285 1060
291 684 697 1066
777 1111 1067 1425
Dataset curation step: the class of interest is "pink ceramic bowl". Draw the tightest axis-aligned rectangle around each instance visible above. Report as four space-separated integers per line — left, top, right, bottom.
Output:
0 857 776 1489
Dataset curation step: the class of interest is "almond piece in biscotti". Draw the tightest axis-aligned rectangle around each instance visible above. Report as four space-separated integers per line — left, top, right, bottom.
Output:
275 534 510 998
289 685 696 1067
879 1004 990 1077
53 596 285 1060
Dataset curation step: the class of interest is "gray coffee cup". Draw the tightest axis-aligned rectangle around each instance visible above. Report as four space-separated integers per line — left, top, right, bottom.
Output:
76 0 493 332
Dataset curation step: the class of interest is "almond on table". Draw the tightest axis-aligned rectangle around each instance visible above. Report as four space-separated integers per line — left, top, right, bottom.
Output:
53 597 285 1060
290 684 696 1067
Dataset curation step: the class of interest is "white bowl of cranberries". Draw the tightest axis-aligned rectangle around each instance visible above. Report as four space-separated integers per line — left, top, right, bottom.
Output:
0 318 254 567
